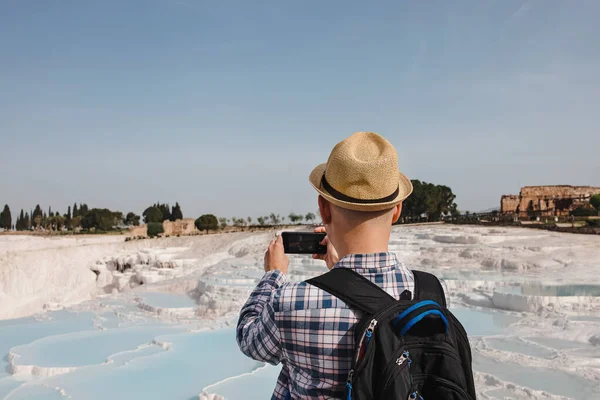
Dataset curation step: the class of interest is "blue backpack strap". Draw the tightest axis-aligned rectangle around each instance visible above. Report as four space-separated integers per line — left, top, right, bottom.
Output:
306 268 396 315
412 270 447 308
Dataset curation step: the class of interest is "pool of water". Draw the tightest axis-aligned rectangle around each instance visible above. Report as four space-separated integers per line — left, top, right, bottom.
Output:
485 387 530 399
485 337 555 358
527 336 590 350
13 325 177 368
450 307 520 336
138 292 197 308
0 311 97 378
204 364 280 399
39 329 262 400
473 353 600 399
497 283 600 297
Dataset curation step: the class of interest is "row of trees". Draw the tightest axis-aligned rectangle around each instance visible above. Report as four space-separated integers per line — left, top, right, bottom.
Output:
228 212 318 227
0 202 175 232
6 203 92 232
1 201 320 233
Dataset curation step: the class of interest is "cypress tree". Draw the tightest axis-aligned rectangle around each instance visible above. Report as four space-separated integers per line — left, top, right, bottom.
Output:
1 205 12 231
18 209 24 230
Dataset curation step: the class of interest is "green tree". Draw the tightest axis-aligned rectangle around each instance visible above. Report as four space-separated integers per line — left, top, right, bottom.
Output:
67 206 72 221
257 216 266 226
247 216 252 225
269 213 281 225
17 209 25 231
170 202 183 221
218 217 228 229
195 214 218 233
54 214 66 231
73 203 78 218
1 205 12 231
32 204 43 226
305 212 316 223
288 213 303 224
81 209 122 231
147 222 164 237
24 213 30 230
590 194 600 211
153 203 171 221
125 212 141 226
68 216 82 230
143 206 163 223
400 180 457 222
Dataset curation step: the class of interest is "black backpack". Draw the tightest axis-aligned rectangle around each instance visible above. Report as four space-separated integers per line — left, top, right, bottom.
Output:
306 268 475 400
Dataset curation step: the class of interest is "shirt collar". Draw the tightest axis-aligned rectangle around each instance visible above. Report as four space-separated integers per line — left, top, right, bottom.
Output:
333 252 400 272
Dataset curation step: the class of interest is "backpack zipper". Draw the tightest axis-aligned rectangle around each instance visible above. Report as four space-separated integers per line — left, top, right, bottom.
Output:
346 369 354 400
354 318 377 364
381 350 411 392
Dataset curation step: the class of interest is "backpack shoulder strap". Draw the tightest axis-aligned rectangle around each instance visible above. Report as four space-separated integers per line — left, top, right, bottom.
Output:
412 270 447 308
306 268 396 315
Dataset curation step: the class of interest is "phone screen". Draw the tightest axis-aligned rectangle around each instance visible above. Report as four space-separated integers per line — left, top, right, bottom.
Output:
281 232 327 254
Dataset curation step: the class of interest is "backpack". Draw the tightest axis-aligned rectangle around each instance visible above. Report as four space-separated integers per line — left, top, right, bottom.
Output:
306 268 476 400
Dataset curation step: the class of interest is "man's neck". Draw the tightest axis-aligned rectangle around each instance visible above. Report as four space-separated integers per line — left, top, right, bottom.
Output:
334 227 391 259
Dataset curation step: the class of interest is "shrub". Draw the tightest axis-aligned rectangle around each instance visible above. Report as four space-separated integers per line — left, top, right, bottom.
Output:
591 194 600 210
195 214 218 233
570 207 598 217
147 222 164 237
586 219 600 228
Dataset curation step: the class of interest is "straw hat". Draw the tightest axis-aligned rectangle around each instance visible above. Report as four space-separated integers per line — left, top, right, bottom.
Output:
309 132 413 212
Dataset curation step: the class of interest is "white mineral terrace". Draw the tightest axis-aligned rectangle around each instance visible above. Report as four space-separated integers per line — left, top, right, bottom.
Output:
1 226 599 399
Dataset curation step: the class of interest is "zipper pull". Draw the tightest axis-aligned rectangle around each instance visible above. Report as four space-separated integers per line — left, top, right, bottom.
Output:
366 319 377 336
408 391 423 400
396 351 410 366
365 319 378 342
346 370 354 400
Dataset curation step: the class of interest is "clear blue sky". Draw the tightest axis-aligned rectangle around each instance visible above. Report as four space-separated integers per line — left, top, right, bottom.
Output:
1 0 599 219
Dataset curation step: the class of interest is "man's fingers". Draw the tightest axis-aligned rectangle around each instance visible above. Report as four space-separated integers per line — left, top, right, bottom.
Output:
320 236 329 246
312 253 325 260
275 235 283 245
314 226 326 233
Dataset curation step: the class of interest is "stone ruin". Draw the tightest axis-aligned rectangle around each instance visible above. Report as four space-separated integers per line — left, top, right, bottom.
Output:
501 185 600 218
128 218 198 237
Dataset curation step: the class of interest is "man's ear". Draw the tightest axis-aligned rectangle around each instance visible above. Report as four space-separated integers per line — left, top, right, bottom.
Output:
318 196 332 224
391 203 402 224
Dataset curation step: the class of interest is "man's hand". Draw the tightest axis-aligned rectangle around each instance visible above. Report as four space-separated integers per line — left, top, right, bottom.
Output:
264 235 289 274
312 227 339 270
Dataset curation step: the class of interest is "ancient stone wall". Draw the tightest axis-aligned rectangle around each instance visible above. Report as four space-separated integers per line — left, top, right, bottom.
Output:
129 225 148 237
501 186 600 217
162 218 198 236
501 195 520 214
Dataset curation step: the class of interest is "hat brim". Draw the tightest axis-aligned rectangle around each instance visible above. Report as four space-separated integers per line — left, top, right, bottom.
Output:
309 163 413 212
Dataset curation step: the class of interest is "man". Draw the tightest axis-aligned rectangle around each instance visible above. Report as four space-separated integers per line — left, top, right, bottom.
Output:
237 132 439 399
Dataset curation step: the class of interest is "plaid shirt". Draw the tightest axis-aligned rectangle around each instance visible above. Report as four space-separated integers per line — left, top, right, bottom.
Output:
236 253 418 399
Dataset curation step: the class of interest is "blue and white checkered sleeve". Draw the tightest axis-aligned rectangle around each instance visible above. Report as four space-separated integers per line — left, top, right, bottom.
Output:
236 270 287 365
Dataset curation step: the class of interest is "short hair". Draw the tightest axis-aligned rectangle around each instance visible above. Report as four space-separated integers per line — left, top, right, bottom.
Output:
332 203 395 225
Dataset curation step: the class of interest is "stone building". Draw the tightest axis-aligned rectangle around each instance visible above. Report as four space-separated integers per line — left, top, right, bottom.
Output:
501 186 600 218
128 218 198 237
162 218 197 236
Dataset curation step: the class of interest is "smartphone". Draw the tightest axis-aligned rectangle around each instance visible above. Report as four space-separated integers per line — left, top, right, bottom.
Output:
281 232 327 254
